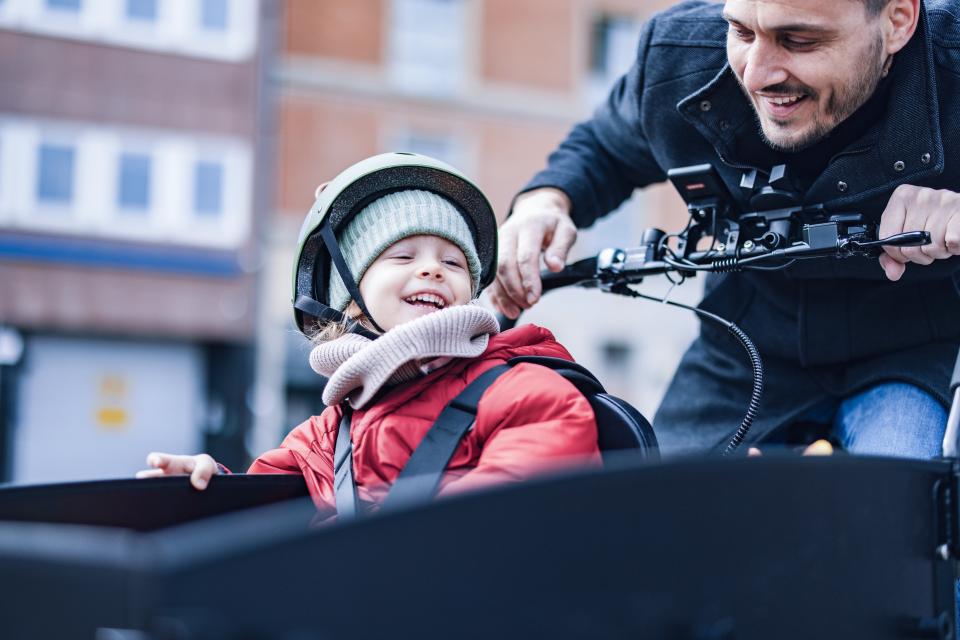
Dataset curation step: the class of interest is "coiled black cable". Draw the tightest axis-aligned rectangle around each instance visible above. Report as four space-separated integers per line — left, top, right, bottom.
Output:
711 257 742 273
662 253 742 273
721 322 764 456
608 284 763 456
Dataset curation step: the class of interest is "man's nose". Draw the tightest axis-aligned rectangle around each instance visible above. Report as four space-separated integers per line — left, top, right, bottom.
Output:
741 39 789 93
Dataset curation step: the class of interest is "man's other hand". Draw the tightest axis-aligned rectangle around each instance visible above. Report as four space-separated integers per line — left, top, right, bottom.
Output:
747 439 834 457
878 185 960 281
489 187 577 318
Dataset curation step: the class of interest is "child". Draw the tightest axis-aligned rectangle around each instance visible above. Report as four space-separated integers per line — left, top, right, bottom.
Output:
138 153 600 516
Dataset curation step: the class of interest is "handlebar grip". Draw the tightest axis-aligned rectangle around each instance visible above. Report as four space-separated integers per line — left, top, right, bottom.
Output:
540 257 598 293
495 257 599 332
881 230 931 248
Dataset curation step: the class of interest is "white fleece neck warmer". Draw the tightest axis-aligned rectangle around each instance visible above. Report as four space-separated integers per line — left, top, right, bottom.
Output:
309 304 500 409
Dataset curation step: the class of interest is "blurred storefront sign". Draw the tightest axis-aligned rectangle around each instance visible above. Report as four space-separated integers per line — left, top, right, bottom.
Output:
11 335 204 483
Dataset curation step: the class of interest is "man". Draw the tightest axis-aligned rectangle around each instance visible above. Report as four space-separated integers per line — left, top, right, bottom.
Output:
491 0 960 456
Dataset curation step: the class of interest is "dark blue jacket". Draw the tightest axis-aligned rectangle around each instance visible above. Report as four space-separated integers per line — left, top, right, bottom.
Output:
524 0 960 453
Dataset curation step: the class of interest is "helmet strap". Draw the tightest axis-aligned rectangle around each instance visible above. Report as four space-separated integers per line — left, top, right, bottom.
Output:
319 223 387 334
294 295 380 341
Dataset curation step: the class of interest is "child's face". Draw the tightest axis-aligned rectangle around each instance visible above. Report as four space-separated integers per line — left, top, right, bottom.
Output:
359 235 472 331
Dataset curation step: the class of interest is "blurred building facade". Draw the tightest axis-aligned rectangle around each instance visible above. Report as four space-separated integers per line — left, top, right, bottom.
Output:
0 0 272 481
0 0 708 480
259 0 703 454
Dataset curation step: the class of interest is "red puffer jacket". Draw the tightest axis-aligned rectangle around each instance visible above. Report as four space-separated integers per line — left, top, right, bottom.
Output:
248 325 600 512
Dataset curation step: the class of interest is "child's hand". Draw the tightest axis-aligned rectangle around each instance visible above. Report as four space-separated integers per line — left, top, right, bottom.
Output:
136 452 219 490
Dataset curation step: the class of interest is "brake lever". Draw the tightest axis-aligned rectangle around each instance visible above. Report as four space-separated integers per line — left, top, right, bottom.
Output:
842 230 931 255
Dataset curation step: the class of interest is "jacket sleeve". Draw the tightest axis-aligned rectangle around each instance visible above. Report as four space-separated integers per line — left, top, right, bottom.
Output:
247 410 340 512
520 17 667 228
437 363 601 497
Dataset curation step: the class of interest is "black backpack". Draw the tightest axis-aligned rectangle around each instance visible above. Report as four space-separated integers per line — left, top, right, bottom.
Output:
333 355 659 517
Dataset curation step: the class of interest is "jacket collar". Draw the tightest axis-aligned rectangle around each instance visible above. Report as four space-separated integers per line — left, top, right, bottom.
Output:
677 1 943 206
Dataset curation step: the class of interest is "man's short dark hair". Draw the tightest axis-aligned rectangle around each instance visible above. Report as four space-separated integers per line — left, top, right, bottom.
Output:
861 0 891 17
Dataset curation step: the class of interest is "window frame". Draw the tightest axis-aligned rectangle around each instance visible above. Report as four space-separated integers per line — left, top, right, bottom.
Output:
123 0 158 24
192 158 225 218
116 150 153 214
0 116 252 249
387 0 467 97
0 0 257 62
35 141 77 208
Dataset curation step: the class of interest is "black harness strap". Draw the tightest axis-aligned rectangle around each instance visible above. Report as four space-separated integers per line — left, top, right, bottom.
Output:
294 295 380 341
380 364 511 512
319 223 385 334
333 355 652 517
294 294 347 325
333 407 359 519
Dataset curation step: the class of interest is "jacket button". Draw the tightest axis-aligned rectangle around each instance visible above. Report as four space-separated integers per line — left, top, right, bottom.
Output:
700 100 712 112
719 120 730 131
836 181 848 192
921 153 932 164
893 160 905 171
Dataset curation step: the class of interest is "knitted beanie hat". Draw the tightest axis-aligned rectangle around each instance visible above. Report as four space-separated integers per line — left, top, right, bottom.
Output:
328 189 483 313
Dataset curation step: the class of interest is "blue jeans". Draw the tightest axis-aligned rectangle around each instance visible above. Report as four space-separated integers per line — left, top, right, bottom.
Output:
799 382 947 458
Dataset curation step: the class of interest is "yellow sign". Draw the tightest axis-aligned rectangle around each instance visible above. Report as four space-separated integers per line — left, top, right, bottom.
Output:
96 407 128 429
96 374 130 430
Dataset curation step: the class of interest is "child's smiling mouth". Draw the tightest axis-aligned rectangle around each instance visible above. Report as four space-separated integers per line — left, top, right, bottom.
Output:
403 293 447 309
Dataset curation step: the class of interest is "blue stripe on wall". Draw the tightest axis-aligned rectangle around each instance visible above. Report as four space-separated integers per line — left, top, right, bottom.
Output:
0 234 244 277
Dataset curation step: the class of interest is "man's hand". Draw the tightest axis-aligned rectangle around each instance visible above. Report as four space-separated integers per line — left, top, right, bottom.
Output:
747 439 834 457
878 185 960 281
488 188 578 318
136 452 219 490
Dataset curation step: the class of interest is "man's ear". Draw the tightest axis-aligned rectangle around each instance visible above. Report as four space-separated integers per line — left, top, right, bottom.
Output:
883 0 920 56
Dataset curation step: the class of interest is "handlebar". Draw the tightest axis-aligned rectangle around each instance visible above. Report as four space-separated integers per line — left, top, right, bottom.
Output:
502 162 936 457
506 222 930 458
539 229 930 294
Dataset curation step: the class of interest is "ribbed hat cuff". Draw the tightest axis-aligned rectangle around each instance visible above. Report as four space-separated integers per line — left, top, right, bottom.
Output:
328 190 482 313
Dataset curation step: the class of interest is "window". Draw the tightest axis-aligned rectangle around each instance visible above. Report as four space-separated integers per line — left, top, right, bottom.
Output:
46 0 81 11
590 15 640 79
37 144 75 204
1 116 252 247
587 14 641 104
200 0 229 31
194 161 223 216
0 0 256 62
388 0 465 95
117 152 151 211
125 0 157 22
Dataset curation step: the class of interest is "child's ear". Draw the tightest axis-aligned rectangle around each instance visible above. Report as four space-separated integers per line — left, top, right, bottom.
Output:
314 182 330 198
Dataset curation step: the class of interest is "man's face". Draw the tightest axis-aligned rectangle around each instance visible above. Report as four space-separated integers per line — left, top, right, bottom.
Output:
724 0 888 152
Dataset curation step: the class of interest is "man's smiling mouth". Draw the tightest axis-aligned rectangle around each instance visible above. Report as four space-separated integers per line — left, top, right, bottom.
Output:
757 93 810 119
769 95 803 105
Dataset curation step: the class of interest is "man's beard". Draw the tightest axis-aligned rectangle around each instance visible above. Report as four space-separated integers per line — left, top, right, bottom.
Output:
745 35 886 152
